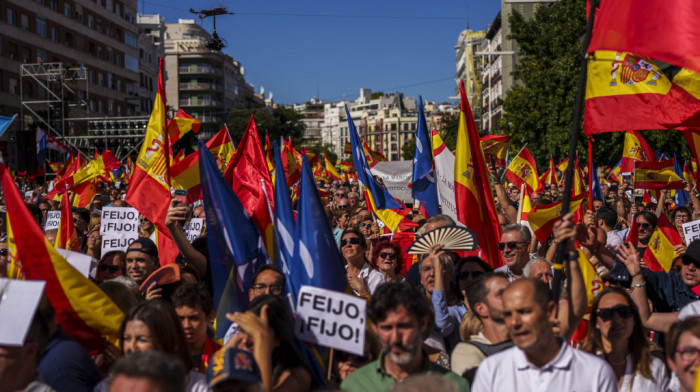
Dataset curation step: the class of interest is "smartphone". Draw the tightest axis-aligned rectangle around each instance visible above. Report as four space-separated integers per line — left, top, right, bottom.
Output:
173 189 187 206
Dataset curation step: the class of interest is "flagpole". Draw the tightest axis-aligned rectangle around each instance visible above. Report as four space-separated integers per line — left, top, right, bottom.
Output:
516 183 526 221
588 138 594 211
552 0 598 308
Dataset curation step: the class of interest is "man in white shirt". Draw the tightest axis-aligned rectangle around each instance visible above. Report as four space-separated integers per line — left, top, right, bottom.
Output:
494 224 532 282
472 278 617 391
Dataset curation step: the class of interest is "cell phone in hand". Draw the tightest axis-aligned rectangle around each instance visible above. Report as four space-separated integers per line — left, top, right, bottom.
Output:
173 190 187 206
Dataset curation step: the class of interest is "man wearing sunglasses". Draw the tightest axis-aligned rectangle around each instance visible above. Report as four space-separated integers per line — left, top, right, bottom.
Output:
494 224 533 282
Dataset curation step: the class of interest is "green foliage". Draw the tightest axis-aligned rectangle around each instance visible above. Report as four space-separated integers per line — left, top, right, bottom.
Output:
226 107 305 146
401 139 416 160
437 113 459 151
305 143 338 164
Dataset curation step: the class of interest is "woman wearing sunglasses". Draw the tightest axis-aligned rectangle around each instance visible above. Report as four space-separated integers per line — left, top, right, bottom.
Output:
370 241 404 283
581 286 669 391
340 228 385 299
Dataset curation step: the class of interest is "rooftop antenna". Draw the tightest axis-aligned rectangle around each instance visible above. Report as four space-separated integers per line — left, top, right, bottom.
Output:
189 7 235 51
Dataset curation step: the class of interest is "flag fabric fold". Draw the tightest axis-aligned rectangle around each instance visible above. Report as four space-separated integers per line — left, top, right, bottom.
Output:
166 109 200 145
634 159 684 190
643 214 682 272
505 146 540 193
411 96 439 217
480 135 510 169
272 141 298 305
55 192 79 250
527 194 586 244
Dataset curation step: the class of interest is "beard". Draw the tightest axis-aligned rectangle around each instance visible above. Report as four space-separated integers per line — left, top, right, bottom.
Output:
382 335 421 366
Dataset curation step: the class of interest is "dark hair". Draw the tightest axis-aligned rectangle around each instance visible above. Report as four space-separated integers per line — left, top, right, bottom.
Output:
667 317 700 360
108 351 186 392
71 207 91 224
243 295 310 384
671 206 692 222
637 211 658 228
466 272 509 321
253 264 286 287
581 286 653 380
370 241 403 275
368 282 434 339
172 282 213 317
454 257 493 285
118 300 192 368
26 297 54 364
596 207 617 228
340 228 367 251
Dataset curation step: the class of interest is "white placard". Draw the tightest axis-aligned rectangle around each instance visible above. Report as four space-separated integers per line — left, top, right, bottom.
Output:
100 207 140 254
371 161 413 203
683 220 700 245
55 249 94 279
294 285 366 356
185 218 204 242
433 143 461 225
0 279 46 346
44 211 61 231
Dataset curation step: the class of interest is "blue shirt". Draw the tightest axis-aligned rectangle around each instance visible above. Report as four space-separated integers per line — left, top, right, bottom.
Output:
37 327 102 392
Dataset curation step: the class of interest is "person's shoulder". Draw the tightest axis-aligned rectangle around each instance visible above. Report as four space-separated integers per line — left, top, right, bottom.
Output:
340 359 383 390
186 370 208 392
679 299 700 320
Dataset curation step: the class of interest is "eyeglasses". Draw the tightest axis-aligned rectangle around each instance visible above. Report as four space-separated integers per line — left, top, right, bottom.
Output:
676 346 700 362
337 204 348 209
378 252 397 260
497 241 527 251
458 270 483 280
682 256 700 269
252 283 284 294
88 234 102 240
140 218 150 223
359 222 372 228
99 264 122 273
596 305 634 321
341 237 361 247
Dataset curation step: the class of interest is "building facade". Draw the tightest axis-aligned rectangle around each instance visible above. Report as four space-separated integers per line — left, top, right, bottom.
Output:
454 28 486 113
294 99 324 148
481 13 503 134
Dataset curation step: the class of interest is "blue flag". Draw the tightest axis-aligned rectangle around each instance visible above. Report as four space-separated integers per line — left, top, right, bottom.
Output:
411 96 439 217
0 115 16 139
674 154 690 206
293 154 348 292
272 140 298 305
345 105 401 209
591 159 604 206
199 140 268 339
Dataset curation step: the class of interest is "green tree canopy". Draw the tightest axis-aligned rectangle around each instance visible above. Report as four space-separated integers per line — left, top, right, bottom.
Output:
226 107 305 146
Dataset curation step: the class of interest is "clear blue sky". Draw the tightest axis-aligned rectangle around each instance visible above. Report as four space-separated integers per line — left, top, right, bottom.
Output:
141 0 502 105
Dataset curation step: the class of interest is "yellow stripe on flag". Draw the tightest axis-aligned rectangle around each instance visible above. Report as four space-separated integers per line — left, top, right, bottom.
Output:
585 51 672 99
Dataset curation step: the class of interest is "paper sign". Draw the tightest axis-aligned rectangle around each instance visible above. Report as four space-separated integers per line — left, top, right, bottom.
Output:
44 211 61 231
0 279 46 346
371 161 413 203
185 218 204 242
55 249 94 279
683 220 700 245
295 285 366 356
100 207 140 254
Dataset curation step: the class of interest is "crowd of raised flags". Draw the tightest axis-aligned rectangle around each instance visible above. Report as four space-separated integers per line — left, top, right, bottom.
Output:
7 3 700 389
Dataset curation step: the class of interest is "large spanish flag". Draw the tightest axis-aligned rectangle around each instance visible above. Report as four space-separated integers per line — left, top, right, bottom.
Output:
655 68 700 128
363 190 418 233
527 194 586 244
454 80 502 267
621 131 656 174
643 214 682 272
634 159 684 190
584 51 672 135
505 146 540 193
125 58 171 237
55 192 79 250
1 163 123 352
480 135 510 169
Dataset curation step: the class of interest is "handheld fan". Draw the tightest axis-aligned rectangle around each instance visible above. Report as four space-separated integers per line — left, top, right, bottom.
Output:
407 226 478 254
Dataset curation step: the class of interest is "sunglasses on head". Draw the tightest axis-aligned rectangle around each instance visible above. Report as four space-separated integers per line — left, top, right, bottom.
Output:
596 305 634 321
497 241 526 251
682 256 700 269
341 237 361 247
458 270 483 280
378 252 396 260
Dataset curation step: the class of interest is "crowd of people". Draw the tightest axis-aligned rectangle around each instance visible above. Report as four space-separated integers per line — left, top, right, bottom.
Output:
3 164 700 392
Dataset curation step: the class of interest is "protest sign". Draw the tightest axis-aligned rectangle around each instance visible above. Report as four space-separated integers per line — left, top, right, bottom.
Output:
433 145 460 224
45 211 61 231
295 285 366 356
0 278 46 346
185 218 204 242
371 161 412 202
100 206 139 254
683 220 700 245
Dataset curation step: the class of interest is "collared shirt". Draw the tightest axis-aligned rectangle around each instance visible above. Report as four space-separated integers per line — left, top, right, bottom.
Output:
346 262 385 296
340 351 470 392
494 264 519 282
472 339 617 392
595 353 669 392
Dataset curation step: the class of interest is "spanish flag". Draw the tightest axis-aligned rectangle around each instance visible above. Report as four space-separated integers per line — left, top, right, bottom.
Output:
125 58 172 237
519 187 533 223
683 130 700 185
1 163 124 352
577 248 602 307
621 131 656 174
634 159 684 189
505 146 540 193
556 158 569 174
324 155 341 180
609 159 623 183
454 80 502 267
363 190 417 233
480 135 510 169
527 194 586 244
584 51 672 135
654 68 700 128
264 131 274 172
643 214 682 272
282 138 302 186
166 109 200 145
55 192 79 250
71 181 97 208
539 156 558 188
684 160 695 188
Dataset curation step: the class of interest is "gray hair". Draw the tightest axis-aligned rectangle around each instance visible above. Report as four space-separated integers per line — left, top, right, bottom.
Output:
425 214 456 228
523 257 553 278
501 223 532 243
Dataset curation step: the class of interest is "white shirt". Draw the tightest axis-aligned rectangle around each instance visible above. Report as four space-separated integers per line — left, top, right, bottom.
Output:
472 339 618 392
618 354 669 392
606 230 624 248
346 262 385 295
678 299 700 320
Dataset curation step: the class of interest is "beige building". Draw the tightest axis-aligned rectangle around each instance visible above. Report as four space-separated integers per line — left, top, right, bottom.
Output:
135 13 164 115
294 99 324 148
455 28 486 129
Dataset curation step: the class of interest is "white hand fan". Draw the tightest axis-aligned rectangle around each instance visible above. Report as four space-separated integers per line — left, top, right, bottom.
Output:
407 226 478 254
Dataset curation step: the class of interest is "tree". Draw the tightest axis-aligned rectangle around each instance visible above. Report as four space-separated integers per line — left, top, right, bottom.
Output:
437 113 459 152
305 143 338 164
226 107 305 146
502 0 689 168
401 139 415 161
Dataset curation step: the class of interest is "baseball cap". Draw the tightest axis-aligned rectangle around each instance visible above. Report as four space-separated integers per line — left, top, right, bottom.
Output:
127 238 158 258
683 239 700 265
207 348 262 388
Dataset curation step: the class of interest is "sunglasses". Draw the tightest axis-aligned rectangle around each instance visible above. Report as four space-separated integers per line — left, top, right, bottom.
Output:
596 305 634 321
638 223 652 230
0 249 7 256
497 241 527 251
378 252 397 260
682 256 700 269
359 222 372 228
458 270 483 280
341 237 361 247
99 264 122 273
337 205 348 209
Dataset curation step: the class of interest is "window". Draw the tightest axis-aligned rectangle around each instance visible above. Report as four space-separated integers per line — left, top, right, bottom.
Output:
124 31 137 48
107 48 113 63
36 17 46 37
21 14 29 31
96 20 102 33
107 72 113 88
8 42 18 60
6 9 16 25
64 4 71 17
124 54 138 72
37 47 47 62
9 78 18 94
88 15 94 28
89 70 95 83
75 4 83 22
97 47 102 59
65 33 72 47
117 79 122 92
106 22 112 37
50 0 58 11
98 73 103 86
98 100 104 113
21 47 31 63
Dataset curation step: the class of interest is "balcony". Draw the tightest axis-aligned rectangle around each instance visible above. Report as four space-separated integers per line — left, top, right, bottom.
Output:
179 65 219 74
179 99 222 107
198 115 222 123
179 82 222 91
